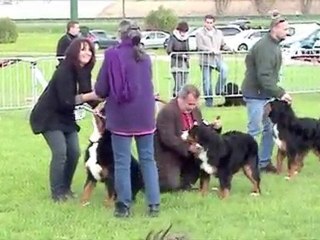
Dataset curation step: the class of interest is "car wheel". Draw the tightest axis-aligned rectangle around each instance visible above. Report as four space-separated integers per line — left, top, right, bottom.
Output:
94 42 100 50
238 44 248 51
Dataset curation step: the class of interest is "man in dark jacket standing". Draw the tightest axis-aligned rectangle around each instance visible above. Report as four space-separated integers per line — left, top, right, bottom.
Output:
241 15 292 173
56 21 80 64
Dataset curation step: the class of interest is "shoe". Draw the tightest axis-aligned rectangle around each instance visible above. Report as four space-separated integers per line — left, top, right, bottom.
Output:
114 202 130 218
260 163 277 174
65 190 77 199
148 204 160 217
52 194 68 203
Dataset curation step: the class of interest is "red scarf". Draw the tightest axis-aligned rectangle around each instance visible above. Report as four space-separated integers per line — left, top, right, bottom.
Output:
181 112 194 130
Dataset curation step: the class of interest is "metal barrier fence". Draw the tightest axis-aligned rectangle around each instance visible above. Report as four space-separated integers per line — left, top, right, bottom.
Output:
168 51 320 98
1 50 320 111
0 53 159 111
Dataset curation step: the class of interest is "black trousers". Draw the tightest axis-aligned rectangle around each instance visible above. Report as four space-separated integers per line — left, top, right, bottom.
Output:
159 157 200 192
42 130 80 199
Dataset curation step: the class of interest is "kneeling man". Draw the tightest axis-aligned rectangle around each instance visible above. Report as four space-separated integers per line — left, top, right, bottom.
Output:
155 84 221 192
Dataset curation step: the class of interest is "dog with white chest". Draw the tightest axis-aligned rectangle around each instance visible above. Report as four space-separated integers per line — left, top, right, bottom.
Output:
181 120 261 199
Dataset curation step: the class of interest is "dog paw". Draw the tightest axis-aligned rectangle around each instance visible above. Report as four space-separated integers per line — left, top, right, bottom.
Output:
81 201 90 207
250 192 260 197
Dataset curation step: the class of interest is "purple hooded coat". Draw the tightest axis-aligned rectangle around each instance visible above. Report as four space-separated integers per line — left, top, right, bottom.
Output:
94 39 156 135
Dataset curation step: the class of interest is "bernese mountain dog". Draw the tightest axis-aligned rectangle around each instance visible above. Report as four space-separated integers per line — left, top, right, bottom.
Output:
218 82 246 107
264 99 320 180
80 108 144 206
182 122 261 199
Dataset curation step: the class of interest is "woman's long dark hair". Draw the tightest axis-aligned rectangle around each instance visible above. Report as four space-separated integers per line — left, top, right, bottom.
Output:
64 37 96 71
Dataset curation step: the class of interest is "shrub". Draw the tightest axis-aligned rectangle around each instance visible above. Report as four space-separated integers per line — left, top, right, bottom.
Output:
144 6 178 32
0 17 18 44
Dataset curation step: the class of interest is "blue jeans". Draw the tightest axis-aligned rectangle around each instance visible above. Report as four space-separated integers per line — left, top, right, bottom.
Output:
111 133 160 207
201 60 228 106
244 98 274 168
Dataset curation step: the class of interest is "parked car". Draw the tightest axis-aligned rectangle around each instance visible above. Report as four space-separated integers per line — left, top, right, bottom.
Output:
80 27 119 50
140 31 170 49
281 24 320 56
282 28 320 57
228 18 251 30
226 29 269 51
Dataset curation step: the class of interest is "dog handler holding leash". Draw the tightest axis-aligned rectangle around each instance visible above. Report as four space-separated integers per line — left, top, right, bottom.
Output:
241 14 292 173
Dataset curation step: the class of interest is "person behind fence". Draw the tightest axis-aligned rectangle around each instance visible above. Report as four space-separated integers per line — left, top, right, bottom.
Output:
196 14 231 107
29 38 96 202
81 19 161 218
56 20 80 65
166 21 190 97
154 84 222 192
241 14 292 173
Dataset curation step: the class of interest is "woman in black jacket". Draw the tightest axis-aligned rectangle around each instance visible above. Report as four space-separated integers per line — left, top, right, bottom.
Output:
166 21 190 97
30 38 96 202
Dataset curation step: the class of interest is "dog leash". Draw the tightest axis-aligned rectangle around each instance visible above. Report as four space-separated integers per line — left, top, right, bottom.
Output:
80 103 106 120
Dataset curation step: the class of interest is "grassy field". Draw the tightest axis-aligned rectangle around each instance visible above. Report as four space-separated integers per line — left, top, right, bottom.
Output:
1 94 320 239
1 29 320 239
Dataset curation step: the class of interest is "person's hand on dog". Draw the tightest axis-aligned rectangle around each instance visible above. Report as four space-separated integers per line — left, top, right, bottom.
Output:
93 103 105 119
281 93 292 104
189 143 202 155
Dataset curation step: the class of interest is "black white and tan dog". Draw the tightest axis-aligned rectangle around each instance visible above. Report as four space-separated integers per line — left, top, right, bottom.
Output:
264 99 320 179
219 82 246 107
80 96 167 206
182 122 261 198
81 106 143 206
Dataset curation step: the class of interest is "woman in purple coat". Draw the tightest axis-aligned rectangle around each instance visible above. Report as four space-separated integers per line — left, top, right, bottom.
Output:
82 20 160 218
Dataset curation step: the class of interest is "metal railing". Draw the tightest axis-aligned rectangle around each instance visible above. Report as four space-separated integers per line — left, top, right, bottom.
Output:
167 50 320 98
0 53 160 111
1 50 320 111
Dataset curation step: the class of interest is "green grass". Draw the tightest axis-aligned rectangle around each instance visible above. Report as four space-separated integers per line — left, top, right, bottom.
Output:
1 31 320 239
0 33 60 54
1 94 320 239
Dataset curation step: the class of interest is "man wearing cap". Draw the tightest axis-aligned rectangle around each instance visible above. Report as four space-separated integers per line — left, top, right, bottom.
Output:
241 15 292 173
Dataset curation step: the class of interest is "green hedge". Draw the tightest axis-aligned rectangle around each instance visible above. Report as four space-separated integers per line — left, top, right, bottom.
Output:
0 18 18 43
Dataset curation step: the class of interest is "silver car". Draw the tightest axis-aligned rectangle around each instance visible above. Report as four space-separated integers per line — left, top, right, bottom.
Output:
140 31 170 49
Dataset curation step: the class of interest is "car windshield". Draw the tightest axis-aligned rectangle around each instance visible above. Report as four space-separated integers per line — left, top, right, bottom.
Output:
141 32 149 38
92 31 107 38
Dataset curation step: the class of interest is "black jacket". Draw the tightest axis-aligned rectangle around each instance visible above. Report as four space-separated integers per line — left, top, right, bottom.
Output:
56 33 77 63
29 61 92 135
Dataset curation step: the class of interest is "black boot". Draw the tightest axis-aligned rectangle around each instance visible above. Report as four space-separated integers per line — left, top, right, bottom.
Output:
114 202 130 218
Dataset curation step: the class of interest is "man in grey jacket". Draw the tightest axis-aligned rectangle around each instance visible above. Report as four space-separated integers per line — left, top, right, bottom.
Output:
196 15 230 107
241 16 292 173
